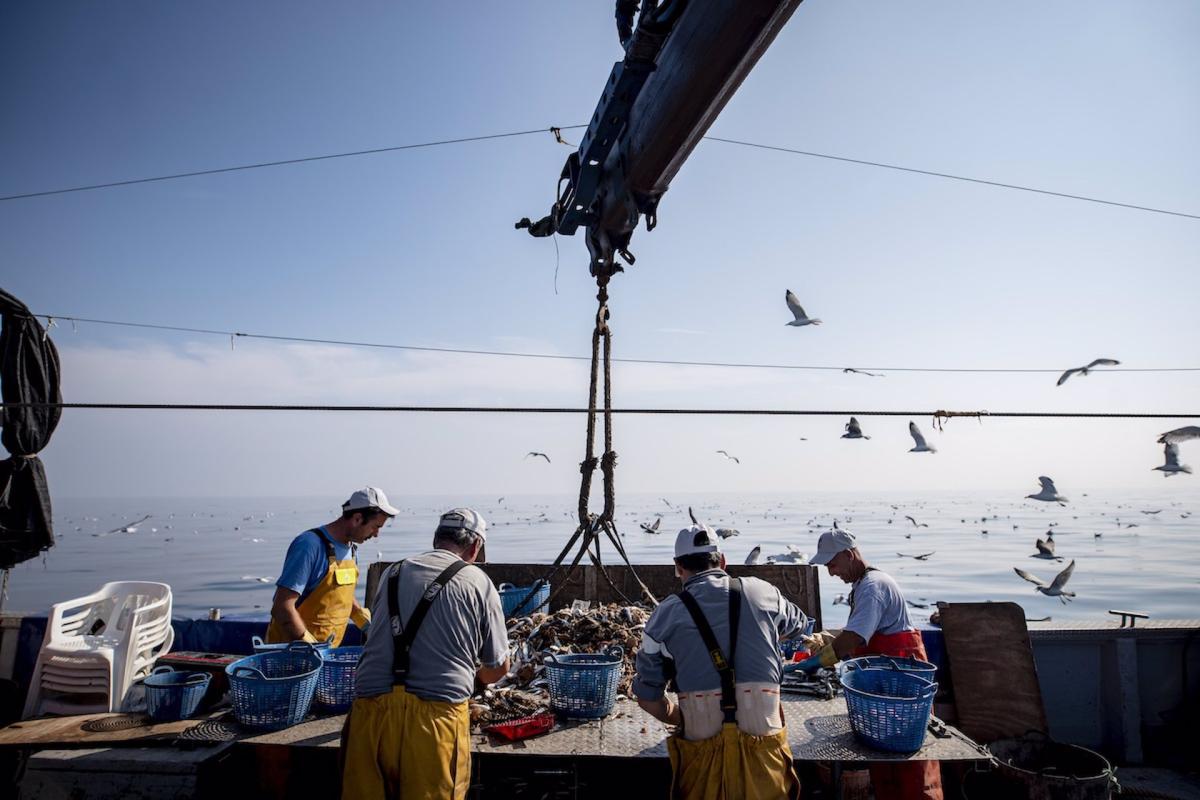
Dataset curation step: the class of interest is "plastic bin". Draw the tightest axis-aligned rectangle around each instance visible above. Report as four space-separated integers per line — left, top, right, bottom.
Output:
315 646 363 712
226 642 323 730
143 666 211 722
498 582 550 617
543 645 623 719
839 657 937 753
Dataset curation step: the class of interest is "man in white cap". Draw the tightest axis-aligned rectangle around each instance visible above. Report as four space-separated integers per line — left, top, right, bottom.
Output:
801 528 943 800
342 508 509 800
266 486 398 647
633 523 810 799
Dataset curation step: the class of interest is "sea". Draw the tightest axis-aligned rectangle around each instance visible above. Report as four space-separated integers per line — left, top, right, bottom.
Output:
5 491 1198 626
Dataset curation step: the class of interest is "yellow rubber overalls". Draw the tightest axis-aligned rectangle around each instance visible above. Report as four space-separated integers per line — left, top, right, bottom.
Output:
667 578 801 800
265 527 358 647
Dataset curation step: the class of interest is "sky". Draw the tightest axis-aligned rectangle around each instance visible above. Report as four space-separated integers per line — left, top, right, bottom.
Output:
1 1 1198 499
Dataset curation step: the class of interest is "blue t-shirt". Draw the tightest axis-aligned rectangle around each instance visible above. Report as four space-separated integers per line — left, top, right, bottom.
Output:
276 527 354 603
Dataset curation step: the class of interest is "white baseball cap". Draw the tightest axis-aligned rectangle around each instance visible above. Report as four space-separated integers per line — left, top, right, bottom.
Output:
343 487 399 517
809 528 857 566
437 507 488 542
674 524 721 558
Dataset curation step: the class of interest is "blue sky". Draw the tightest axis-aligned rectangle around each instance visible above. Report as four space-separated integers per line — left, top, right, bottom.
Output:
2 1 1198 498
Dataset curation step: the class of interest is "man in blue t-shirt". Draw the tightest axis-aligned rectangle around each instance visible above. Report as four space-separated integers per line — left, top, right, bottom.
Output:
266 487 398 646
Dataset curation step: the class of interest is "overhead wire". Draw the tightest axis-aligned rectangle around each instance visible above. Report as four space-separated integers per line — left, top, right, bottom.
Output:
31 312 1200 377
1 125 1196 221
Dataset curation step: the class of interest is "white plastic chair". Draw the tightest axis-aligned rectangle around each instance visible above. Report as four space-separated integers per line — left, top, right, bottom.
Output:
23 581 175 718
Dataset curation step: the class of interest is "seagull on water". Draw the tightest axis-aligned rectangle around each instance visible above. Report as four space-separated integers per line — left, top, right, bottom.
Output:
715 528 740 539
1033 533 1062 561
784 290 822 327
525 452 551 463
1056 358 1120 386
1026 476 1068 504
842 417 870 440
908 421 936 453
640 517 662 534
896 552 935 561
905 516 929 528
1158 426 1200 445
1014 560 1077 603
1154 443 1192 477
716 450 740 464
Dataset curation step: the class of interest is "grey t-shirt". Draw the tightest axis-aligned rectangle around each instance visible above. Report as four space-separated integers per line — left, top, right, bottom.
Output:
633 569 810 702
844 568 915 643
354 550 508 704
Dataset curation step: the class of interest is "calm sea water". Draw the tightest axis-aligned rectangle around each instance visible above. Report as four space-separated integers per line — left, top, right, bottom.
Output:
5 491 1198 625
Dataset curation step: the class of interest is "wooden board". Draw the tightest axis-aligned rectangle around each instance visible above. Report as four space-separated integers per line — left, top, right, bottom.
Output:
365 562 821 629
940 602 1048 744
0 710 229 747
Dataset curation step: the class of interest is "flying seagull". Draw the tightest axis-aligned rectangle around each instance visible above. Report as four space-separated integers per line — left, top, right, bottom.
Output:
843 368 884 378
716 450 740 464
1153 443 1193 477
842 417 870 440
1056 358 1120 386
896 552 935 561
715 528 740 539
1014 560 1077 603
784 290 822 327
98 514 153 536
908 421 937 453
525 452 551 463
1026 476 1068 504
745 546 763 565
904 516 929 528
1158 426 1200 445
640 517 662 534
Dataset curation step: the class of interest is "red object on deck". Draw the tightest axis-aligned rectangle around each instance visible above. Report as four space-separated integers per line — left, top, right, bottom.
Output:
484 712 557 742
791 650 811 662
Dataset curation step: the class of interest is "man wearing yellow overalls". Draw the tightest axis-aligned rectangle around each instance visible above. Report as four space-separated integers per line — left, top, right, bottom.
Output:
265 487 396 647
634 524 810 799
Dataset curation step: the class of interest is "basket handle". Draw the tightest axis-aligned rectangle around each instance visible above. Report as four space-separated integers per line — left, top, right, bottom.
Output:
498 582 514 591
232 666 266 680
287 641 320 656
917 681 939 700
543 653 561 665
180 671 211 686
151 665 175 676
250 635 266 649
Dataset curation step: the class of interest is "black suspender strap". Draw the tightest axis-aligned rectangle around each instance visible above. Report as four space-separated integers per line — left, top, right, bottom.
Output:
311 528 336 560
676 577 743 724
387 559 469 686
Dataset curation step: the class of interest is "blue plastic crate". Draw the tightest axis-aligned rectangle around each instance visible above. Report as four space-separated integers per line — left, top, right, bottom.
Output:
839 658 937 753
498 582 550 617
226 643 323 730
144 667 211 722
543 646 623 719
315 646 363 712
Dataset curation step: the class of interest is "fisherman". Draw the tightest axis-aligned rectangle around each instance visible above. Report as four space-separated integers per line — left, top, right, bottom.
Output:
798 528 943 800
633 523 810 799
341 508 510 800
265 487 396 647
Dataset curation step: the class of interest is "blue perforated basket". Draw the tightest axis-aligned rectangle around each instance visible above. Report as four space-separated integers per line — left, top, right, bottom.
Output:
839 657 938 753
144 667 211 722
226 643 323 730
543 646 623 719
250 634 334 654
498 582 550 617
837 655 937 680
315 646 363 712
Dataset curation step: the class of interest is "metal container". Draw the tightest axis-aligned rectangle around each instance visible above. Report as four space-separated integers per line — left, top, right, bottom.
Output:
986 732 1118 800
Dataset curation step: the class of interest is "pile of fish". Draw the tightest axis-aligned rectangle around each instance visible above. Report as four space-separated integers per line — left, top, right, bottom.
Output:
469 603 651 728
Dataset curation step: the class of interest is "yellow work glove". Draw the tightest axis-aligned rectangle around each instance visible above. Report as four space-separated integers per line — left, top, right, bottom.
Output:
301 630 319 644
817 643 839 668
351 606 372 629
801 630 837 650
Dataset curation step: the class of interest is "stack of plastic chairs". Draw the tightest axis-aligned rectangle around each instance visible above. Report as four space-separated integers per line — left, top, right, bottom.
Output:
22 581 175 718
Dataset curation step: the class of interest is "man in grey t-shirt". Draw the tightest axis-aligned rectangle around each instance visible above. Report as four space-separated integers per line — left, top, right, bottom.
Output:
341 508 509 800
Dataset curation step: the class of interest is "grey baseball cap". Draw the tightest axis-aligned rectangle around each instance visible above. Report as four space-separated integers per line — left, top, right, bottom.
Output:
809 528 857 565
437 507 488 542
343 486 399 517
674 524 721 558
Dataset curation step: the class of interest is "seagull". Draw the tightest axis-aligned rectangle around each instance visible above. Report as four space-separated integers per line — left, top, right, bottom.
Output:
716 450 740 464
908 421 936 453
525 452 551 463
767 545 808 563
715 528 740 539
832 594 849 606
1014 560 1076 603
745 546 763 565
640 518 662 534
906 599 931 609
1026 476 1068 504
1140 510 1162 515
843 368 884 378
784 290 822 327
1056 358 1120 386
497 497 505 504
1153 443 1193 477
842 417 870 440
1033 534 1062 561
904 516 929 528
1157 426 1200 445
896 552 935 561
